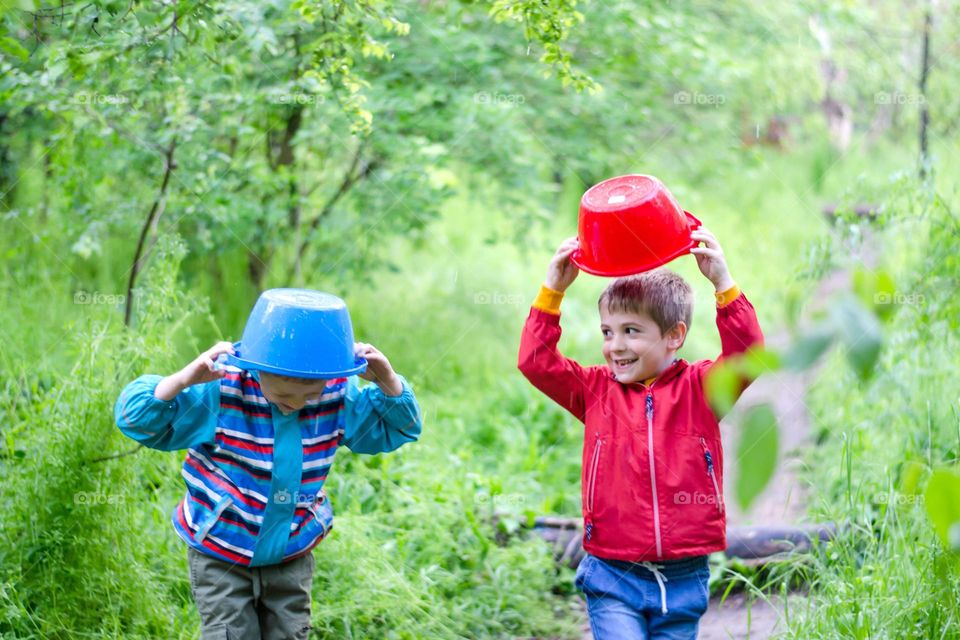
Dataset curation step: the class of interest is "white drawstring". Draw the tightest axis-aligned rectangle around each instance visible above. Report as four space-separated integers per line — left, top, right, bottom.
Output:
640 561 669 614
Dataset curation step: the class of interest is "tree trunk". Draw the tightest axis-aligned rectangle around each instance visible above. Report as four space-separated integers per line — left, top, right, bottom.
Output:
918 2 933 179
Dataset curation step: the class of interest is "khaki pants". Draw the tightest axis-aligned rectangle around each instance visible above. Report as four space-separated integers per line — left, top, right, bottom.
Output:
187 548 314 640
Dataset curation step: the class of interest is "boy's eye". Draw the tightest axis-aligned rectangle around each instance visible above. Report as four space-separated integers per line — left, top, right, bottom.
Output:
601 329 612 337
626 327 639 334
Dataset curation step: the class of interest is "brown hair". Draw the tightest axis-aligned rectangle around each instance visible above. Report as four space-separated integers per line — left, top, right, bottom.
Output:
598 269 693 336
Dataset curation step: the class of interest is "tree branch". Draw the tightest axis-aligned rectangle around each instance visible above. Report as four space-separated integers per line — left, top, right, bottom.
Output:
288 144 377 282
87 444 143 464
124 140 177 326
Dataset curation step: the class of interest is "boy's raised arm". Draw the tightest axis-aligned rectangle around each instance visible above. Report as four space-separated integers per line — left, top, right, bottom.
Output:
340 343 422 454
690 228 765 395
714 285 764 361
115 375 220 451
518 237 593 422
114 341 234 451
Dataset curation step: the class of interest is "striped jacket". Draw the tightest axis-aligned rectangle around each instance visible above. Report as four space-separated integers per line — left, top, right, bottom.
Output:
115 365 422 567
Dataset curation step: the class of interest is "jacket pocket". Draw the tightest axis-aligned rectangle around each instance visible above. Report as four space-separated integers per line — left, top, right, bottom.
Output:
196 493 233 543
586 437 602 513
307 492 331 537
699 437 724 513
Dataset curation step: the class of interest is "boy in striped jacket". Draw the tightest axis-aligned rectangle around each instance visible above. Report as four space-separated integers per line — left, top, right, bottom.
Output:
115 303 421 639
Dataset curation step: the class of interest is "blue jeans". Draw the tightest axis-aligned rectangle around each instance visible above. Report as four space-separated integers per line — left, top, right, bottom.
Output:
575 553 710 640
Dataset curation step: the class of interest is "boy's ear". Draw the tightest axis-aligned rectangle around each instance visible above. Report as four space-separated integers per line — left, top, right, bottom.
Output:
666 321 687 350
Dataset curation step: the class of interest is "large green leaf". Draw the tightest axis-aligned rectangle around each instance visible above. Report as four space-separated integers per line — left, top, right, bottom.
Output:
740 346 782 379
925 469 960 553
704 360 740 417
852 267 898 321
833 296 884 381
735 403 779 511
783 323 835 371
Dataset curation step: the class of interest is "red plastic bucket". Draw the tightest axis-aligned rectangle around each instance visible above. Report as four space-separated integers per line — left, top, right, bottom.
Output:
571 175 701 277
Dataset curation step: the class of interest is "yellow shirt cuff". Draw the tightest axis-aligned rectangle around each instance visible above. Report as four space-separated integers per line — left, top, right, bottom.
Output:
533 284 564 314
715 284 741 308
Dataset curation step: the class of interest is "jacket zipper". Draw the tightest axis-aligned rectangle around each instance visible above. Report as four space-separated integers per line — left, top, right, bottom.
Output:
647 392 663 559
700 437 723 512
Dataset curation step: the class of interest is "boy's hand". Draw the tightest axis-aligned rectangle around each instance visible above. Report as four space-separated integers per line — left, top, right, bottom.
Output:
544 236 580 293
690 227 735 292
355 342 403 397
154 341 235 401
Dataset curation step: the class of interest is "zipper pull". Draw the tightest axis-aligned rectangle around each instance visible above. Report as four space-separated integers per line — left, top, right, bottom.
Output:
646 393 653 422
700 436 714 472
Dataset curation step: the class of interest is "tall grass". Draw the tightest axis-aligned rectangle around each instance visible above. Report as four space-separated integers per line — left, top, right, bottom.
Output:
769 164 960 637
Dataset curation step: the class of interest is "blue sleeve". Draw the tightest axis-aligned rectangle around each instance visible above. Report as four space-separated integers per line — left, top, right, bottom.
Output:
114 375 220 451
340 374 422 455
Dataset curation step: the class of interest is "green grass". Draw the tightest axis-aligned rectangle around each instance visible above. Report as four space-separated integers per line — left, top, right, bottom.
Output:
778 187 960 637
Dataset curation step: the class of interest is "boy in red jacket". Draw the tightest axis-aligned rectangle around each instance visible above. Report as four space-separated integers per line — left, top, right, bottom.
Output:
518 229 764 639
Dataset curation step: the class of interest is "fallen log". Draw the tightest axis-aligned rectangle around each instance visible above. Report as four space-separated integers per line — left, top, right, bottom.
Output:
528 517 837 569
822 203 879 222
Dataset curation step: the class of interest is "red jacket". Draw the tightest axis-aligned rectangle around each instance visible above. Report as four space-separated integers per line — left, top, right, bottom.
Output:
518 293 764 561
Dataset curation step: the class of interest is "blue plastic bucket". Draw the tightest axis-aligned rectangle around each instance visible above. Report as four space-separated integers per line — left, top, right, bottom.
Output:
224 288 367 378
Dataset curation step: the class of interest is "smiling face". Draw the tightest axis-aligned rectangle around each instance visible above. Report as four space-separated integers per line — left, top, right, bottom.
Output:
596 270 694 385
258 372 328 415
600 303 687 384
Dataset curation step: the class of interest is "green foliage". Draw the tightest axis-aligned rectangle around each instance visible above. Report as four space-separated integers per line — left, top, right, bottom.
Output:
734 404 779 511
785 171 960 636
2 0 960 636
489 0 598 92
926 469 960 555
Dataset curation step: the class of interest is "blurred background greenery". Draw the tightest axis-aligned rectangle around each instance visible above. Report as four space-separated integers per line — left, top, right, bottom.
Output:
2 0 960 637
